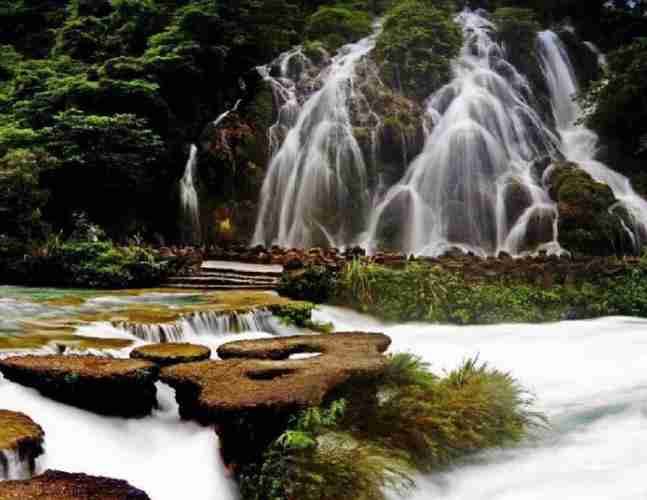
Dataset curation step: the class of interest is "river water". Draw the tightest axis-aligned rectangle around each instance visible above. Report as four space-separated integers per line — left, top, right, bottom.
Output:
1 287 647 498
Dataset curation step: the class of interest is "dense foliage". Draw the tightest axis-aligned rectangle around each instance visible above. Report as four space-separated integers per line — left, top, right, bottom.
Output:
239 353 540 500
374 0 462 101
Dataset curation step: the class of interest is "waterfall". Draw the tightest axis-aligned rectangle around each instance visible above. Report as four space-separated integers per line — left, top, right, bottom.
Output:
112 308 285 342
178 99 243 245
537 31 647 247
0 449 35 481
253 28 382 249
179 144 201 245
367 10 562 256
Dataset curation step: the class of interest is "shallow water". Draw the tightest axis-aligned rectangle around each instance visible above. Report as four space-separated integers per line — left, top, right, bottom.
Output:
315 306 647 500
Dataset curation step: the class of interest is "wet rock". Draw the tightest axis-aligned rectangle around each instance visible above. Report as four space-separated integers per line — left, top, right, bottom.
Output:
130 343 212 367
161 332 391 464
0 411 44 480
547 161 633 256
0 470 150 499
0 356 158 417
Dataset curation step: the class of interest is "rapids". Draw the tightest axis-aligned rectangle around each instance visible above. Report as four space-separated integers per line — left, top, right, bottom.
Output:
314 306 647 500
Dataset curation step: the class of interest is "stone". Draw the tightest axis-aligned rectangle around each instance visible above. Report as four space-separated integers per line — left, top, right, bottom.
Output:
0 411 44 479
161 332 391 465
0 356 158 417
161 332 391 421
0 470 150 499
130 343 211 367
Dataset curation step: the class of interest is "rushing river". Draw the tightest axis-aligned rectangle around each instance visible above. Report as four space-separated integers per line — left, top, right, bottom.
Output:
2 287 647 499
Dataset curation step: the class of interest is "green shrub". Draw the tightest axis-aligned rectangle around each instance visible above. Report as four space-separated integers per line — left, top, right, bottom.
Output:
278 265 337 304
306 6 372 52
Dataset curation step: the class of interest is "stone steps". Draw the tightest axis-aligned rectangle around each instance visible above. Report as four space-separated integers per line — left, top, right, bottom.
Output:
162 260 284 290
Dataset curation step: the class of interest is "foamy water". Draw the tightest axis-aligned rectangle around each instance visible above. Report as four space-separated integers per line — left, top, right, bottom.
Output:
315 306 647 499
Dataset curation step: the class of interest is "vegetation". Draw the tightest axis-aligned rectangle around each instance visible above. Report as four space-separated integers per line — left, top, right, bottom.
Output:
374 0 462 101
272 257 647 324
238 353 541 500
306 6 372 52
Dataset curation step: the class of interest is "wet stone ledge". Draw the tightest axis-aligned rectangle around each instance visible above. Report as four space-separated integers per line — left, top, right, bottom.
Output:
0 470 150 499
130 343 212 367
161 332 391 464
0 356 159 418
0 410 44 480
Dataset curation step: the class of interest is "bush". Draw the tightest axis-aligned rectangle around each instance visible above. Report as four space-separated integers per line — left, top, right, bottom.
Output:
374 0 461 101
277 265 337 303
239 353 541 500
306 6 373 51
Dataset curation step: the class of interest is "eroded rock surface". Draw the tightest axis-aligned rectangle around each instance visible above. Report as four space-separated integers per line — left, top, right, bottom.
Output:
0 410 44 480
130 343 211 366
0 470 150 499
0 356 158 417
161 332 391 464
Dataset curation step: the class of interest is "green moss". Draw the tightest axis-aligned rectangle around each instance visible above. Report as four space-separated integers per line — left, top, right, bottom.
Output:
302 40 327 64
548 161 631 256
306 6 373 52
374 0 461 101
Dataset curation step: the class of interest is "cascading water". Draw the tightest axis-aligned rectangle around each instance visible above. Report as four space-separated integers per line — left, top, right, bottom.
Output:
0 449 35 481
113 308 287 343
178 99 243 245
179 144 201 245
253 28 382 249
367 10 562 256
537 31 647 247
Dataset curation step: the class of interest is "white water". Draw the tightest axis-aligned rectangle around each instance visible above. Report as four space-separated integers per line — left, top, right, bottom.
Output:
314 305 647 499
0 380 238 499
538 30 647 248
179 144 202 245
113 308 293 343
253 28 382 249
0 449 34 481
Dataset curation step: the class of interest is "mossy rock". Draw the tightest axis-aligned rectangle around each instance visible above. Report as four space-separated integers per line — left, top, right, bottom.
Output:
547 161 633 255
0 470 150 499
0 356 159 417
130 343 211 367
161 332 391 465
0 410 44 476
161 332 391 420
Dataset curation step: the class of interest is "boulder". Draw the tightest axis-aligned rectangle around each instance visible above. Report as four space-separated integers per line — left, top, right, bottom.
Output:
161 332 391 464
0 411 44 480
0 356 158 417
0 470 150 499
130 343 211 367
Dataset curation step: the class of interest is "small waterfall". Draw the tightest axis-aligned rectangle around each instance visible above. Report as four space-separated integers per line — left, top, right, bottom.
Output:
113 308 282 342
179 145 201 245
367 10 562 256
0 449 36 481
253 27 382 249
538 31 647 247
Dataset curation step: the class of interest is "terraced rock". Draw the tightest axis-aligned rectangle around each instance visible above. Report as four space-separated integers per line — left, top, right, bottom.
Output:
161 332 391 464
0 470 150 499
130 343 211 366
0 411 44 480
0 356 158 417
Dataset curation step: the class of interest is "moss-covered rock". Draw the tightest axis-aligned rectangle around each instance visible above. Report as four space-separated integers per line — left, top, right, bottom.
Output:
374 0 462 101
547 161 633 255
130 343 211 367
0 410 44 479
0 355 159 417
0 470 150 499
161 332 391 464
